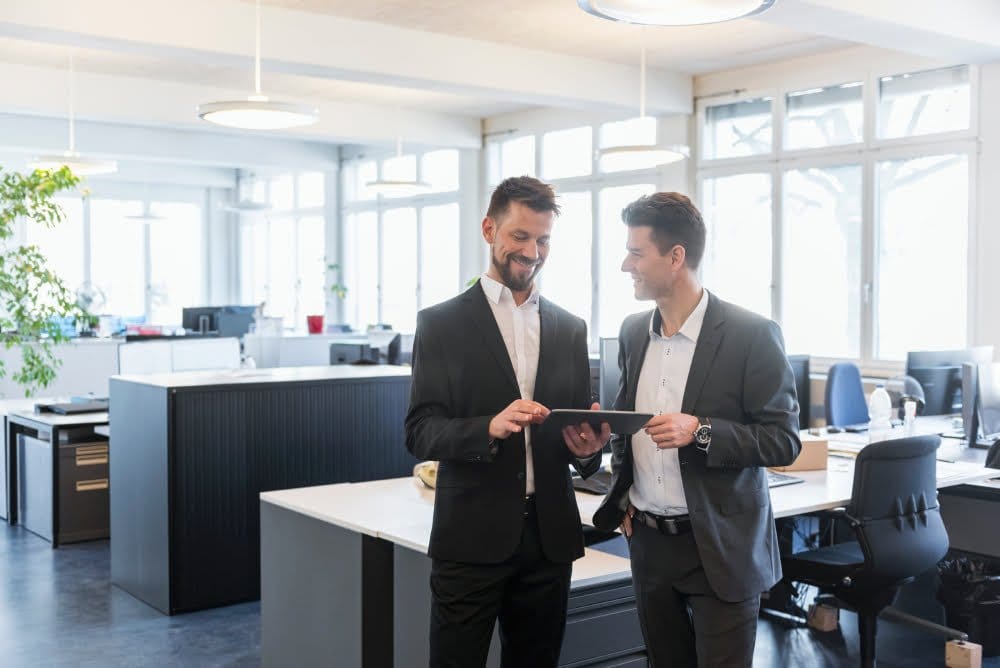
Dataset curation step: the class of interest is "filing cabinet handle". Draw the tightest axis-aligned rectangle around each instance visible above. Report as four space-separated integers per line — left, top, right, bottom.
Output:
76 479 109 492
76 445 109 466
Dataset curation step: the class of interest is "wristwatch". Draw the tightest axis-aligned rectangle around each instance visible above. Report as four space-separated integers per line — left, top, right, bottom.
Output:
693 417 712 452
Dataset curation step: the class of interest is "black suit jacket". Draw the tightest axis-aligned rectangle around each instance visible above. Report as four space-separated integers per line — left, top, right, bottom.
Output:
593 293 801 602
405 283 600 565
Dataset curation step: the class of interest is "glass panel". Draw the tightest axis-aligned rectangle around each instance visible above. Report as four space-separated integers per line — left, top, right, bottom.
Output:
297 216 326 318
147 202 203 325
876 155 968 360
90 199 145 319
266 219 297 323
599 116 662 172
878 65 970 139
25 195 85 300
239 219 268 307
487 141 502 185
782 165 863 358
597 183 656 338
703 97 773 160
700 173 772 318
539 191 592 327
381 208 418 332
542 126 592 179
298 172 325 208
270 174 294 210
342 212 379 329
784 81 863 150
501 136 536 180
420 203 460 308
421 150 460 192
353 160 377 202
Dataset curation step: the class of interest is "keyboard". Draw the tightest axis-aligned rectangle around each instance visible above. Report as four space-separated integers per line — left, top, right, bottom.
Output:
767 470 805 488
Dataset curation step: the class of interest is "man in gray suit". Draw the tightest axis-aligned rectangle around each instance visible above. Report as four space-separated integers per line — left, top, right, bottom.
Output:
593 192 801 667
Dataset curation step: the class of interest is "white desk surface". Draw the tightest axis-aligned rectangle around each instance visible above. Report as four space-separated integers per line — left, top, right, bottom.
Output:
260 479 633 585
7 409 109 427
113 364 411 389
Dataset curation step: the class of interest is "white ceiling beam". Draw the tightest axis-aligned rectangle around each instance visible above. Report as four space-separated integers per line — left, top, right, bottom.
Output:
760 0 1000 64
0 62 481 150
0 0 692 115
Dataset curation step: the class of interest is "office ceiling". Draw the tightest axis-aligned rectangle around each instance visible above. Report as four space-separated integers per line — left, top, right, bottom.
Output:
259 0 846 74
0 0 997 154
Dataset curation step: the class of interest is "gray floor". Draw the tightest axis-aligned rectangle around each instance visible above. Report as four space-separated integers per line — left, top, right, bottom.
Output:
1 524 996 667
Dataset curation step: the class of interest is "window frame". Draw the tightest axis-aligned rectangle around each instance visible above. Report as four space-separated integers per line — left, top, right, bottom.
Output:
695 65 979 376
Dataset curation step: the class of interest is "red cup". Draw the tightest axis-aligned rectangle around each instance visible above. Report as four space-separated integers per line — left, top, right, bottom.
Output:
306 315 324 334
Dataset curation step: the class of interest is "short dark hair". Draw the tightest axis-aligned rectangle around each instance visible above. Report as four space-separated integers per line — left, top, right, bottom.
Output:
486 176 560 221
622 192 706 269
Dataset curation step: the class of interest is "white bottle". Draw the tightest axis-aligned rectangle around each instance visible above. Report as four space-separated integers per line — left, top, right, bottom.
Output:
903 399 917 437
868 384 893 444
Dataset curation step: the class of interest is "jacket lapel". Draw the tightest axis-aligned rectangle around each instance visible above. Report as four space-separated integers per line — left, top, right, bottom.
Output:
681 293 725 414
533 297 558 406
464 282 520 395
625 311 653 409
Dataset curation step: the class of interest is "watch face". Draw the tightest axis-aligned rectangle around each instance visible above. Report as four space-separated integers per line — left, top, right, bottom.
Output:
695 425 711 445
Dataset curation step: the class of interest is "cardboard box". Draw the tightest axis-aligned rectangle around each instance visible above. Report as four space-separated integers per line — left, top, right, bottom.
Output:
770 435 827 472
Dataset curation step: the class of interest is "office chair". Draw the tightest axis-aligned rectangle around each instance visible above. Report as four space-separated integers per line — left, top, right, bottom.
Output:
781 435 949 668
825 362 869 428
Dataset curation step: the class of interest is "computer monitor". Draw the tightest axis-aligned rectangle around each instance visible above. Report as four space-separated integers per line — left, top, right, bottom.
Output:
905 346 994 415
976 362 1000 443
216 305 256 338
330 342 373 365
599 337 621 410
787 355 810 431
182 306 219 334
962 362 980 443
367 330 402 365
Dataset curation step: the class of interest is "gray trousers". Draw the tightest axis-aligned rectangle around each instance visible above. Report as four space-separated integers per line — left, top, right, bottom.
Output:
629 520 760 668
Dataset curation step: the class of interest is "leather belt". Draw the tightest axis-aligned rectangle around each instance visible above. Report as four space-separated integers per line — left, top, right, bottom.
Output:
633 509 692 536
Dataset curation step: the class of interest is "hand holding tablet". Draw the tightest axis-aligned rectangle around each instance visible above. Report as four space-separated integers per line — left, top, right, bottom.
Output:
547 409 653 435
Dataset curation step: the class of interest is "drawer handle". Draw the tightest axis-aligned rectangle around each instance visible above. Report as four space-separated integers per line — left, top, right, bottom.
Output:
76 479 108 492
76 454 108 466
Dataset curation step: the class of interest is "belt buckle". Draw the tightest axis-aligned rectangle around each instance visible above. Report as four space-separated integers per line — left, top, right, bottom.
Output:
657 516 679 536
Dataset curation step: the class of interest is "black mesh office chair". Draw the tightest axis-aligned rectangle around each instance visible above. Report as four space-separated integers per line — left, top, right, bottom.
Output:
782 435 949 668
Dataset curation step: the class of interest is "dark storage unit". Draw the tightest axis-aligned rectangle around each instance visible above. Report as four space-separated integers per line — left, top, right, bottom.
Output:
111 367 416 615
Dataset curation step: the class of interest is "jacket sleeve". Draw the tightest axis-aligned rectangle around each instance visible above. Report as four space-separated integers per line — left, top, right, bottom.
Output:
404 310 496 464
704 319 802 469
569 316 602 479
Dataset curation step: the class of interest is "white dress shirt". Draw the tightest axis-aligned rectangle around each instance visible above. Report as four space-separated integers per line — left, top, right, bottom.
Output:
629 289 709 516
479 273 540 495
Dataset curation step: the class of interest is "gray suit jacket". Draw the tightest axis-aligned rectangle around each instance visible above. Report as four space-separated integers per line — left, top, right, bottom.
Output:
593 292 801 602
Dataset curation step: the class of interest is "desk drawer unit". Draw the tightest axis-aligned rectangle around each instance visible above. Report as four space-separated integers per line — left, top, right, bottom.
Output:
59 441 110 543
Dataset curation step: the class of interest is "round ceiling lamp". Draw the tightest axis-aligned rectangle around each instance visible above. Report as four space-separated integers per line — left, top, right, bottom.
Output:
366 133 430 197
197 0 318 130
31 53 118 176
576 0 776 26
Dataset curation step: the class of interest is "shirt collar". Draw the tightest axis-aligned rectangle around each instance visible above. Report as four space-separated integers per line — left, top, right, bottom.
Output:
649 289 710 342
479 273 540 307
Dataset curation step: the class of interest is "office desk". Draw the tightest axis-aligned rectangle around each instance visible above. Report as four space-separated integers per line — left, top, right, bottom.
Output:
111 365 417 615
260 454 992 668
5 409 109 547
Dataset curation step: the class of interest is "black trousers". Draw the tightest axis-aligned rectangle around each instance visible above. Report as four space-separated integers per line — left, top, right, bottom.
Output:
629 520 760 668
429 501 572 668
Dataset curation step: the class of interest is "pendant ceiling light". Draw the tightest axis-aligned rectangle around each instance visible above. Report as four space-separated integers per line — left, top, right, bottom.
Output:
124 202 165 222
31 53 118 176
577 0 776 26
598 45 689 167
197 0 318 130
366 134 431 197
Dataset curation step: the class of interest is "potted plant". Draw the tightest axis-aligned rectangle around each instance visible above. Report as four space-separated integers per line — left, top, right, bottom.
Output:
0 166 89 395
307 261 348 334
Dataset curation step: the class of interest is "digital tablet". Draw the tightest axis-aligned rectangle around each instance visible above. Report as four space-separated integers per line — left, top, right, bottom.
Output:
547 409 653 435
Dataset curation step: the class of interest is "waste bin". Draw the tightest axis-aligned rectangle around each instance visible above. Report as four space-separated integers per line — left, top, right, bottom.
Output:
938 557 1000 657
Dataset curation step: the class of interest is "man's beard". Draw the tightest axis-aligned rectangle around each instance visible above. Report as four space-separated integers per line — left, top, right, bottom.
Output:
492 247 542 292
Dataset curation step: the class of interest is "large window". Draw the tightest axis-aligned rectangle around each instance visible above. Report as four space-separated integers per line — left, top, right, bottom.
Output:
25 190 205 325
698 65 975 368
237 171 327 329
340 150 462 331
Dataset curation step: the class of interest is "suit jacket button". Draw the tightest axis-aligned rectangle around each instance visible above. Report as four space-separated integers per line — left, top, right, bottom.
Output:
517 472 525 480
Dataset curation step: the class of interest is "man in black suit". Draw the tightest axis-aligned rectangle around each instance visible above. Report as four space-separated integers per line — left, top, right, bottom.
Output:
593 192 801 667
406 176 609 668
